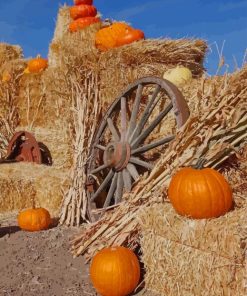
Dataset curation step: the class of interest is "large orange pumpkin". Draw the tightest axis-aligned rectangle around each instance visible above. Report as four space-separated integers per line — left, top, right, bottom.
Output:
70 5 97 20
95 22 144 51
18 208 51 232
69 17 100 32
90 246 141 296
25 56 48 73
74 0 93 5
168 166 233 219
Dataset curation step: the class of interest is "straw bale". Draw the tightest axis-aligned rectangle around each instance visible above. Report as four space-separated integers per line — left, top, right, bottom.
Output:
15 66 75 168
0 43 23 68
140 201 247 296
0 163 69 217
0 58 26 157
98 39 207 107
48 6 100 68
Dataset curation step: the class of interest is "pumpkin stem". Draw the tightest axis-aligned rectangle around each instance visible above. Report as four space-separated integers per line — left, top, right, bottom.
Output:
31 193 36 209
193 158 206 169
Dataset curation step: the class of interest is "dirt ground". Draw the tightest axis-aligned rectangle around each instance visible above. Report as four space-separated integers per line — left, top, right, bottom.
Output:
0 214 155 296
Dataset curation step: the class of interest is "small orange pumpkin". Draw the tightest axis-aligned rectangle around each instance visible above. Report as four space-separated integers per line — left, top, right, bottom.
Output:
69 17 100 32
25 56 48 74
90 246 140 296
18 208 51 232
74 0 93 5
70 4 97 20
168 165 233 219
116 29 145 46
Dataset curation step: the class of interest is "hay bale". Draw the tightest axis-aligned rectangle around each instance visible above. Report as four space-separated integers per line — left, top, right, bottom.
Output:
98 39 207 107
48 6 100 68
140 200 247 295
0 163 69 217
0 43 23 68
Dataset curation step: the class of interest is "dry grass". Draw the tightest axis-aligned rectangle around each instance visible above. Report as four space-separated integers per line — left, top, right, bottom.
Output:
59 70 102 226
0 43 23 68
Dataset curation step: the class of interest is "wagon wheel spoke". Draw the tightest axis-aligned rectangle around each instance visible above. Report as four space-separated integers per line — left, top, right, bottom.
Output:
90 163 109 174
95 144 106 151
115 172 124 203
129 85 161 143
103 173 118 208
131 135 175 155
129 157 154 170
107 118 120 141
123 168 132 192
127 163 140 181
121 96 127 141
131 102 173 149
91 169 114 201
126 84 143 140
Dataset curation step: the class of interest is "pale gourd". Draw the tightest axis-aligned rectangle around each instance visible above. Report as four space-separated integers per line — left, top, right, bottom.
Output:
163 66 192 87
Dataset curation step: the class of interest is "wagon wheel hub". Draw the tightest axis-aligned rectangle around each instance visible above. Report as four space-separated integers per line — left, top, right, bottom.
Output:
104 142 131 172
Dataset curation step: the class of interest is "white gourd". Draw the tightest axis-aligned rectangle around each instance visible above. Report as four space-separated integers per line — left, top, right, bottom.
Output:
163 66 192 87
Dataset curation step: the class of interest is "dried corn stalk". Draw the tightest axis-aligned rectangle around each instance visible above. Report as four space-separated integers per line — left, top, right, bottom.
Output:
59 71 101 226
71 66 247 259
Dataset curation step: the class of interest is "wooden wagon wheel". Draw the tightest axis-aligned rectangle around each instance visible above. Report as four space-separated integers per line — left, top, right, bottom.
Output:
86 77 190 221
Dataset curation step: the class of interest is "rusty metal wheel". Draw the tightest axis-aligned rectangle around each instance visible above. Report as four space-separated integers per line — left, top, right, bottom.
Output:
86 77 190 221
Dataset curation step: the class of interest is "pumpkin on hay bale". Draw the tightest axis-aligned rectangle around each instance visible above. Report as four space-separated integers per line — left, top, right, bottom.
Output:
168 162 233 219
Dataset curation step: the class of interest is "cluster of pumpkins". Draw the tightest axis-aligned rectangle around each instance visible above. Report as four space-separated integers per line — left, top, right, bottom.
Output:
17 164 233 296
68 0 145 51
69 0 100 33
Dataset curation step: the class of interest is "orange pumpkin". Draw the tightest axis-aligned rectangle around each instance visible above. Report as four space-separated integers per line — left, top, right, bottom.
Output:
18 208 51 232
74 0 93 5
168 166 233 219
69 17 100 32
25 56 48 73
96 22 144 51
90 246 140 296
116 29 145 46
70 5 97 20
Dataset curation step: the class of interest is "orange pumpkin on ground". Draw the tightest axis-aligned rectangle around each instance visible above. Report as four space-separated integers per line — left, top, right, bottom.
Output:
74 0 93 5
168 166 233 219
18 208 52 232
25 56 48 73
70 5 97 20
95 22 144 51
69 17 100 32
90 246 140 296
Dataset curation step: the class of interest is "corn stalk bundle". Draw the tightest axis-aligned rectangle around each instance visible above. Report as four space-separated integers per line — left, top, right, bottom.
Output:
59 70 101 226
71 66 247 258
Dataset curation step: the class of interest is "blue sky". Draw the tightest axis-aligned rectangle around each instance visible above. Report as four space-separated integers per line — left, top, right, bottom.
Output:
0 0 246 75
